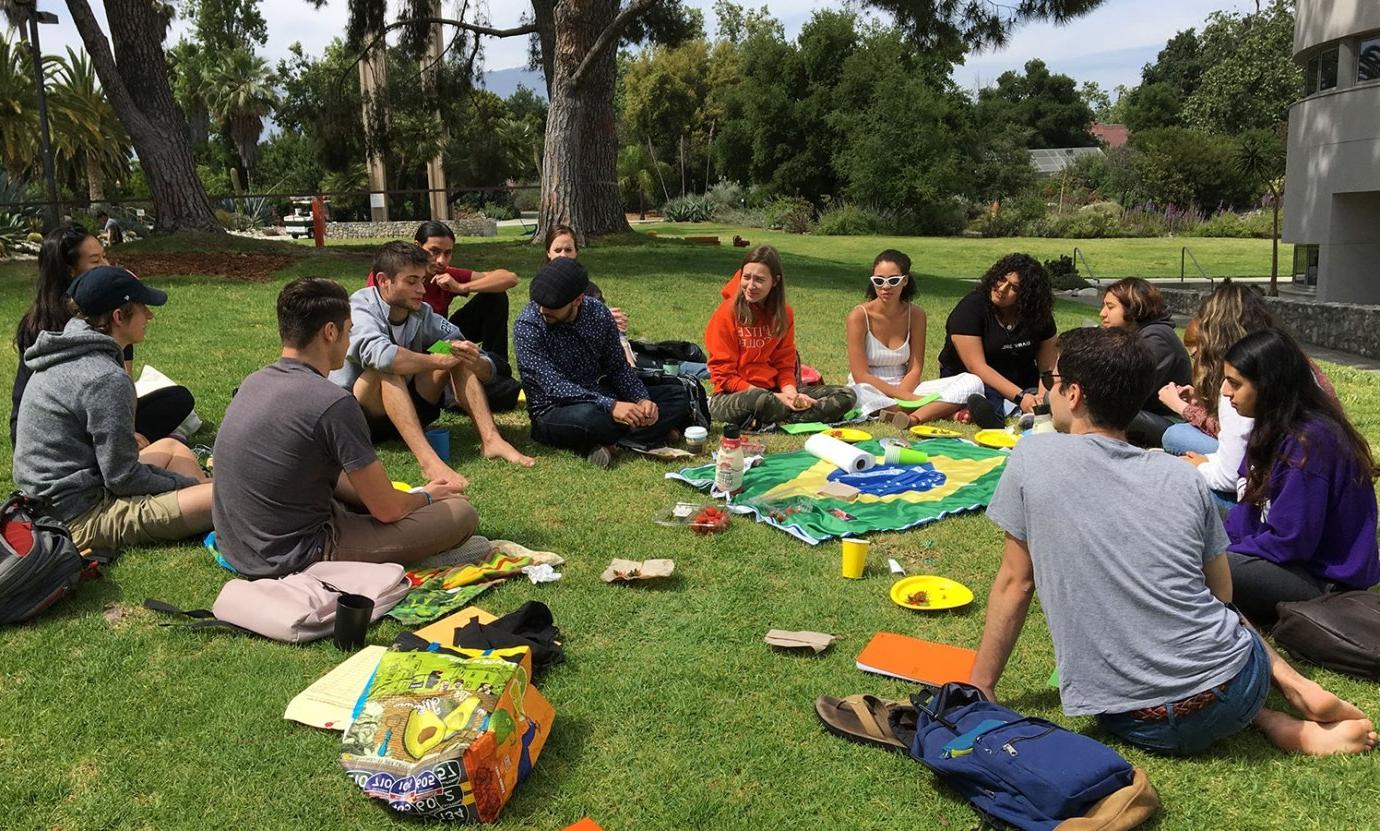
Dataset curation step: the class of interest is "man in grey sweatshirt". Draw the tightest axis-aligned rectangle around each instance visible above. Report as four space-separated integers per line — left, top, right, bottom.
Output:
329 241 534 488
13 266 213 551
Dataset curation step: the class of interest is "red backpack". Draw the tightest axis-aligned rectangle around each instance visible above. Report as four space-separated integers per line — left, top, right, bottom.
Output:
0 493 87 624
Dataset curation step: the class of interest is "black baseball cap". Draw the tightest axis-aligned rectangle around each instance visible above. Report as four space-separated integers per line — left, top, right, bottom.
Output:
69 266 168 314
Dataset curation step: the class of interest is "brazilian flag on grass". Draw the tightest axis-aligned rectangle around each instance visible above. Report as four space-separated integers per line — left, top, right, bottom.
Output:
667 438 1009 544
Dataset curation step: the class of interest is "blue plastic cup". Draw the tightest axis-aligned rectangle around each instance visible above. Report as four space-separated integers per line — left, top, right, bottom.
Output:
425 427 450 461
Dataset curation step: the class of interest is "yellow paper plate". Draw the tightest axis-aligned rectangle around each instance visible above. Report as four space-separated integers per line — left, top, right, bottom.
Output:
973 429 1019 449
909 424 961 438
890 575 975 611
825 427 872 443
392 481 414 492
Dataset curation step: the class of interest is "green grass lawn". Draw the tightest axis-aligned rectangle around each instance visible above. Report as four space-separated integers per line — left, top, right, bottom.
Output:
0 228 1374 831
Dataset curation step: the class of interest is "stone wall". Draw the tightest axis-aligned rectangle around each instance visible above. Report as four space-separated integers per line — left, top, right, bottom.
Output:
323 218 498 239
1160 287 1380 359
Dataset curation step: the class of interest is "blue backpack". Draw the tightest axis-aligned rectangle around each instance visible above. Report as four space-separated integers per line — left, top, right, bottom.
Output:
900 683 1134 831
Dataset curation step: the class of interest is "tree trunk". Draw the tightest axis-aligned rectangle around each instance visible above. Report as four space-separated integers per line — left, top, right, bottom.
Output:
1269 198 1280 297
65 0 223 234
534 0 631 244
84 151 106 203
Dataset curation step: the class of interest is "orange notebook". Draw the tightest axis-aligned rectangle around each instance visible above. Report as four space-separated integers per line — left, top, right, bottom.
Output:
855 631 976 685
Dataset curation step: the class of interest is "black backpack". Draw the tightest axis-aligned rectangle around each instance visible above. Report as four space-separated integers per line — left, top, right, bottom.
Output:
0 493 85 624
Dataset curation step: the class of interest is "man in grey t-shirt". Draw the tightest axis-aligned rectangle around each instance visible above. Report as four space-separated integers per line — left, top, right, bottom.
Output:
212 278 479 578
971 327 1375 756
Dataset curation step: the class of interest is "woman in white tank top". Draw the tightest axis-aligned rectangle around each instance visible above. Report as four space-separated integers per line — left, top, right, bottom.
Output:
845 250 983 422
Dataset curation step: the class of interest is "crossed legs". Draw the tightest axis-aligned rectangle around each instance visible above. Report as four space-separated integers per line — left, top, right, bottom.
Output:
1254 638 1376 755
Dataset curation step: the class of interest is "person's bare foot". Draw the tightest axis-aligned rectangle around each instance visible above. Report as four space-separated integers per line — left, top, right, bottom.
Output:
482 439 536 468
1280 672 1367 723
1256 709 1377 755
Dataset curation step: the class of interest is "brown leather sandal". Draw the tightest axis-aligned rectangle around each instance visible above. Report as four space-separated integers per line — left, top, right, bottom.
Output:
814 694 913 751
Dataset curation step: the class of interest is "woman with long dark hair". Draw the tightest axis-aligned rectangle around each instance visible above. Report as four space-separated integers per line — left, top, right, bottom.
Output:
1098 277 1191 446
936 253 1057 426
11 223 196 448
1222 329 1380 627
845 249 982 422
705 245 855 427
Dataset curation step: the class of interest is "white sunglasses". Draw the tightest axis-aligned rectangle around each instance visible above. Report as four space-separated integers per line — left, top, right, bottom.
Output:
870 274 907 287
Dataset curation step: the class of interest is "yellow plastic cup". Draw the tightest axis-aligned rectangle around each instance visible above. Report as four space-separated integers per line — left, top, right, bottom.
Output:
840 538 869 579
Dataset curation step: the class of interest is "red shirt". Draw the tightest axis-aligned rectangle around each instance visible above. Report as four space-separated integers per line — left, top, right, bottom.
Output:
365 266 473 317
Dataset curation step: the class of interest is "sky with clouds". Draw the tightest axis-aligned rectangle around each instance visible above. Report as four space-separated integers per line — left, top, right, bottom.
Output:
28 0 1260 96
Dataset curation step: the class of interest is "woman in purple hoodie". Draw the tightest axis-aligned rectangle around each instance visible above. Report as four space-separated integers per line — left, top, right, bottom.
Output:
1222 329 1380 626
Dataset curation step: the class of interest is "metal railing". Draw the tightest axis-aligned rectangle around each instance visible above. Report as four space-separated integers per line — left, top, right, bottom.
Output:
1072 247 1099 285
1180 246 1213 284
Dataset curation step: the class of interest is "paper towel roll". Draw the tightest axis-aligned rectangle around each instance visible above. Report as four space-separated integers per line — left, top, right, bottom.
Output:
804 433 877 473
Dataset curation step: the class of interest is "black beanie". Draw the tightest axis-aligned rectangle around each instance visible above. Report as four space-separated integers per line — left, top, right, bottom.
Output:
530 257 590 308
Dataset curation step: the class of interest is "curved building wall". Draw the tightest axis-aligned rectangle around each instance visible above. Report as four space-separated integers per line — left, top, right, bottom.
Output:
1285 0 1380 305
1296 0 1380 57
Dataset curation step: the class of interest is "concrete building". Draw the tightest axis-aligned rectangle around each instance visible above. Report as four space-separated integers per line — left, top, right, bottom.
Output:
1284 1 1380 303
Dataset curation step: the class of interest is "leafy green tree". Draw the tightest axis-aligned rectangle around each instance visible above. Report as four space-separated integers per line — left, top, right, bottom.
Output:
1141 29 1204 100
275 40 364 175
829 26 974 232
976 58 1096 148
1130 127 1253 209
1122 81 1181 132
1180 0 1300 134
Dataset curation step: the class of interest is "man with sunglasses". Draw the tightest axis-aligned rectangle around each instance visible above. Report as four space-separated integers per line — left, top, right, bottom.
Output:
969 327 1376 757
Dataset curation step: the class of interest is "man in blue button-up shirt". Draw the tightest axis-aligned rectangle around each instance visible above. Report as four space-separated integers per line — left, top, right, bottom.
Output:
514 257 690 466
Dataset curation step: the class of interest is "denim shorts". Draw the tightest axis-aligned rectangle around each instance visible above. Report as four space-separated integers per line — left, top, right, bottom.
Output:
1096 629 1271 756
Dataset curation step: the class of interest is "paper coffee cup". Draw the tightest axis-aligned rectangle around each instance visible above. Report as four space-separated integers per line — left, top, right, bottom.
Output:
684 426 708 453
840 538 869 579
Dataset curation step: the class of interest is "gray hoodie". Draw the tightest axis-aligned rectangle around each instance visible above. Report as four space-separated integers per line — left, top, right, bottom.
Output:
327 286 463 391
13 318 197 522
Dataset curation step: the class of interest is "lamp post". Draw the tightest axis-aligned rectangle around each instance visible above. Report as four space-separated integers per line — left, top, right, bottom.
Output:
15 0 60 229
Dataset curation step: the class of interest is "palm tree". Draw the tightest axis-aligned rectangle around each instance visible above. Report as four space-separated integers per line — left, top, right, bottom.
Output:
1236 128 1287 297
203 47 278 185
47 48 131 203
168 39 212 149
0 36 37 179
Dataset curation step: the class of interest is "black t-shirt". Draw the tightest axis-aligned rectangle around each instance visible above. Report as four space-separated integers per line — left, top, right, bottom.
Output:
937 290 1056 392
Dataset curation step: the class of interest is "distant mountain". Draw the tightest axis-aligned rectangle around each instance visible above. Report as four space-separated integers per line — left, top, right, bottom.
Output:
482 67 547 100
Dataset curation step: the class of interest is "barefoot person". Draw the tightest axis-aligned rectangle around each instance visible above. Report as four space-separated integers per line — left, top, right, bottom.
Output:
705 245 855 428
366 221 522 411
213 278 477 578
970 327 1375 757
1221 329 1380 628
514 256 691 467
13 266 212 551
935 253 1056 427
332 241 534 481
845 249 982 422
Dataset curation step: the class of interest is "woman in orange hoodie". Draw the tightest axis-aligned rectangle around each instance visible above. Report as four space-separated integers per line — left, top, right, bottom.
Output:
705 245 856 428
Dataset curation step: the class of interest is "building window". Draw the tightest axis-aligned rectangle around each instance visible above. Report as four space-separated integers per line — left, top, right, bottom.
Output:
1359 37 1380 83
1304 46 1340 96
1293 244 1319 289
1320 46 1339 91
